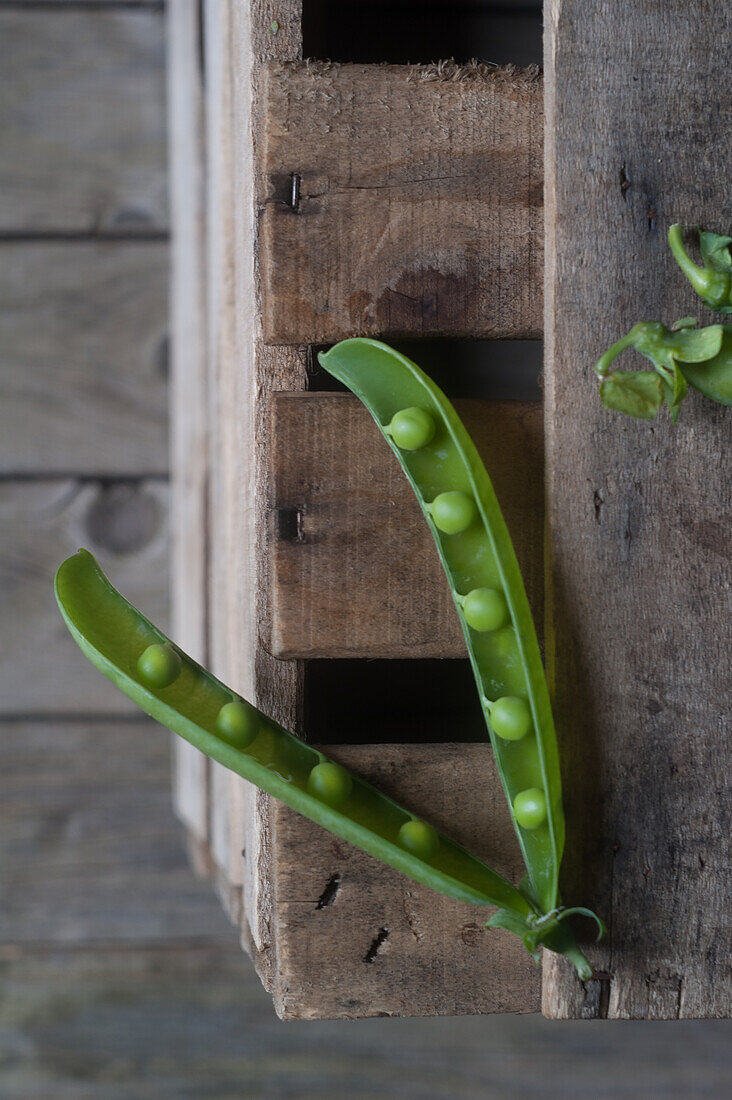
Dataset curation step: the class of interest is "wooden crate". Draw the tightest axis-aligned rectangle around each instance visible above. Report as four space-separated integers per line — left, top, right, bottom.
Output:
169 0 731 1019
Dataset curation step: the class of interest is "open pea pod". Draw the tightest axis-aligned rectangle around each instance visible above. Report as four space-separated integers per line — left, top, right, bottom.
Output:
318 339 564 916
55 548 529 914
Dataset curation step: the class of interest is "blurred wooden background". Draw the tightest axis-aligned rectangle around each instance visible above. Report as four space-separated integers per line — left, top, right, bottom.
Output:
1 0 730 1094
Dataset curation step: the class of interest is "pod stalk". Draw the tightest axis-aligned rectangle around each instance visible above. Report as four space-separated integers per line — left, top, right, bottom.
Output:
668 223 731 310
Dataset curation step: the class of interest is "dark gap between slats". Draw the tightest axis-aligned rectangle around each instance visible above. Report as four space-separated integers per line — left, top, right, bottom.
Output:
303 1 542 68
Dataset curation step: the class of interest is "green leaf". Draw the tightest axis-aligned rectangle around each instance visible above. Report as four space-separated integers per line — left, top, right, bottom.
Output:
669 324 724 363
699 231 732 273
661 368 687 424
599 371 664 419
671 316 698 331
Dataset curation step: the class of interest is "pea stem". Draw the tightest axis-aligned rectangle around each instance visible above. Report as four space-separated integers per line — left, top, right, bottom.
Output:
668 223 731 309
668 223 708 298
562 943 594 982
594 330 639 377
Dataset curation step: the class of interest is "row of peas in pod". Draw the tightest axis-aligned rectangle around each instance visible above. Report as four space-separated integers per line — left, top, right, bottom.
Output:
56 548 531 910
318 339 563 915
385 407 547 834
136 642 441 860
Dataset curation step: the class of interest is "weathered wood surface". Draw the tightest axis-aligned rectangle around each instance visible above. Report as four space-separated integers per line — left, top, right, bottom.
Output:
1 719 225 943
268 743 539 1019
0 243 168 475
5 947 728 1100
0 479 168 715
543 0 732 1019
167 0 210 843
200 0 307 967
268 394 543 658
0 7 167 234
259 61 543 345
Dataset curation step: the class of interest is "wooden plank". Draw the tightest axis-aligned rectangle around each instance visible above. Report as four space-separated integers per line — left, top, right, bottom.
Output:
167 0 210 844
268 742 539 1019
543 0 732 1019
0 479 168 715
0 719 228 944
2 946 732 1099
0 8 167 233
259 61 543 345
268 394 543 658
200 0 307 966
0 242 168 475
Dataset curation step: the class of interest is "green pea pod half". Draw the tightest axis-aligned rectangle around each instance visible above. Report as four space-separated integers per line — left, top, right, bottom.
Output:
56 549 600 973
669 224 732 313
318 339 564 917
55 549 529 915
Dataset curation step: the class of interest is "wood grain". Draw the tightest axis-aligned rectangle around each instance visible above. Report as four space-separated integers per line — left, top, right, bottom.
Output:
0 719 225 944
268 743 539 1019
0 8 167 233
0 479 168 715
0 243 168 475
542 0 732 1019
259 61 543 345
200 0 307 971
167 0 210 844
268 394 543 658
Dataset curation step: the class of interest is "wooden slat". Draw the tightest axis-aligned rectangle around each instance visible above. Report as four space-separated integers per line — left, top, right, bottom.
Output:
0 719 225 944
4 948 732 1096
268 394 543 658
0 8 167 233
201 0 307 970
0 243 168 476
201 0 241 914
267 743 539 1019
0 479 168 715
167 0 210 846
543 0 732 1019
259 61 543 345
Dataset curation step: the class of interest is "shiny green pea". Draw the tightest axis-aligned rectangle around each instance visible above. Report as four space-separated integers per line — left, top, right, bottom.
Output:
513 789 547 830
137 643 181 689
215 700 258 750
389 406 436 450
491 696 533 742
307 761 353 808
430 491 477 534
463 588 508 632
398 819 439 860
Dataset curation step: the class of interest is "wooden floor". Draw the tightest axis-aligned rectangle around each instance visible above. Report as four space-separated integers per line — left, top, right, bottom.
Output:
1 1 730 1095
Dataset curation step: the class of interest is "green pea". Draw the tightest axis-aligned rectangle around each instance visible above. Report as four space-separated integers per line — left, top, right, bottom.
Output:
389 406 436 450
215 700 258 750
398 819 439 860
513 788 547 830
463 587 508 632
491 696 533 742
307 761 353 808
137 643 181 689
430 491 477 534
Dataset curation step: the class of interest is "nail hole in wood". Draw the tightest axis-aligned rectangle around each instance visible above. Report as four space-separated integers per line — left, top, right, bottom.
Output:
364 927 390 964
316 874 341 909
